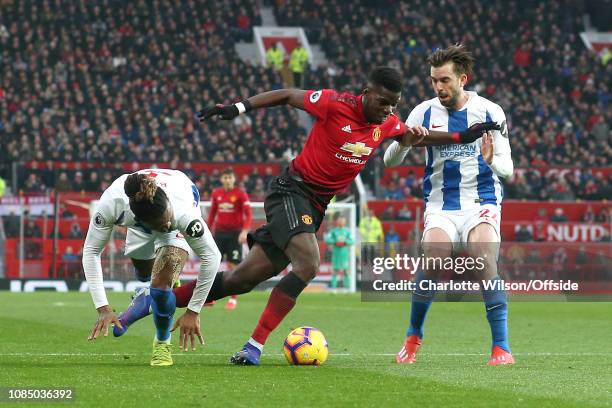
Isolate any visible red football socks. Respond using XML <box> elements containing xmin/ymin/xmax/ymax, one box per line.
<box><xmin>251</xmin><ymin>287</ymin><xmax>296</xmax><ymax>345</ymax></box>
<box><xmin>173</xmin><ymin>279</ymin><xmax>197</xmax><ymax>308</ymax></box>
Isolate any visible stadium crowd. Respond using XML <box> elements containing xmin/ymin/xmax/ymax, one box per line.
<box><xmin>0</xmin><ymin>0</ymin><xmax>609</xmax><ymax>202</ymax></box>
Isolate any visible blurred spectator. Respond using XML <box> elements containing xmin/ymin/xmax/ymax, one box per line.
<box><xmin>61</xmin><ymin>246</ymin><xmax>79</xmax><ymax>263</ymax></box>
<box><xmin>506</xmin><ymin>244</ymin><xmax>526</xmax><ymax>265</ymax></box>
<box><xmin>582</xmin><ymin>206</ymin><xmax>596</xmax><ymax>223</ymax></box>
<box><xmin>61</xmin><ymin>246</ymin><xmax>81</xmax><ymax>280</ymax></box>
<box><xmin>550</xmin><ymin>208</ymin><xmax>568</xmax><ymax>222</ymax></box>
<box><xmin>85</xmin><ymin>172</ymin><xmax>101</xmax><ymax>192</ymax></box>
<box><xmin>515</xmin><ymin>225</ymin><xmax>533</xmax><ymax>242</ymax></box>
<box><xmin>550</xmin><ymin>247</ymin><xmax>568</xmax><ymax>279</ymax></box>
<box><xmin>359</xmin><ymin>208</ymin><xmax>384</xmax><ymax>262</ymax></box>
<box><xmin>72</xmin><ymin>172</ymin><xmax>85</xmax><ymax>192</ymax></box>
<box><xmin>69</xmin><ymin>222</ymin><xmax>82</xmax><ymax>239</ymax></box>
<box><xmin>384</xmin><ymin>181</ymin><xmax>404</xmax><ymax>200</ymax></box>
<box><xmin>524</xmin><ymin>247</ymin><xmax>543</xmax><ymax>278</ymax></box>
<box><xmin>60</xmin><ymin>205</ymin><xmax>75</xmax><ymax>219</ymax></box>
<box><xmin>596</xmin><ymin>208</ymin><xmax>610</xmax><ymax>223</ymax></box>
<box><xmin>381</xmin><ymin>206</ymin><xmax>396</xmax><ymax>221</ymax></box>
<box><xmin>396</xmin><ymin>204</ymin><xmax>413</xmax><ymax>221</ymax></box>
<box><xmin>2</xmin><ymin>211</ymin><xmax>20</xmax><ymax>237</ymax></box>
<box><xmin>384</xmin><ymin>225</ymin><xmax>400</xmax><ymax>257</ymax></box>
<box><xmin>289</xmin><ymin>41</ymin><xmax>309</xmax><ymax>87</ymax></box>
<box><xmin>574</xmin><ymin>245</ymin><xmax>589</xmax><ymax>267</ymax></box>
<box><xmin>55</xmin><ymin>173</ymin><xmax>73</xmax><ymax>193</ymax></box>
<box><xmin>533</xmin><ymin>222</ymin><xmax>548</xmax><ymax>242</ymax></box>
<box><xmin>24</xmin><ymin>220</ymin><xmax>41</xmax><ymax>238</ymax></box>
<box><xmin>22</xmin><ymin>173</ymin><xmax>42</xmax><ymax>193</ymax></box>
<box><xmin>266</xmin><ymin>43</ymin><xmax>284</xmax><ymax>71</ymax></box>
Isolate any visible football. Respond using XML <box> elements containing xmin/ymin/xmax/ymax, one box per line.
<box><xmin>283</xmin><ymin>326</ymin><xmax>329</xmax><ymax>366</ymax></box>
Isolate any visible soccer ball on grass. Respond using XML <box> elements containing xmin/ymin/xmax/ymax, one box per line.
<box><xmin>283</xmin><ymin>326</ymin><xmax>328</xmax><ymax>366</ymax></box>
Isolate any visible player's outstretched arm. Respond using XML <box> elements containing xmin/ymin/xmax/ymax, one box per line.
<box><xmin>82</xmin><ymin>218</ymin><xmax>123</xmax><ymax>340</ymax></box>
<box><xmin>411</xmin><ymin>122</ymin><xmax>501</xmax><ymax>147</ymax></box>
<box><xmin>172</xmin><ymin>219</ymin><xmax>221</xmax><ymax>351</ymax></box>
<box><xmin>199</xmin><ymin>89</ymin><xmax>306</xmax><ymax>121</ymax></box>
<box><xmin>384</xmin><ymin>122</ymin><xmax>501</xmax><ymax>167</ymax></box>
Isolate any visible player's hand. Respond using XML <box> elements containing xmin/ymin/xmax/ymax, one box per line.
<box><xmin>88</xmin><ymin>305</ymin><xmax>123</xmax><ymax>340</ymax></box>
<box><xmin>171</xmin><ymin>309</ymin><xmax>205</xmax><ymax>351</ymax></box>
<box><xmin>198</xmin><ymin>104</ymin><xmax>239</xmax><ymax>121</ymax></box>
<box><xmin>401</xmin><ymin>126</ymin><xmax>429</xmax><ymax>146</ymax></box>
<box><xmin>458</xmin><ymin>122</ymin><xmax>500</xmax><ymax>144</ymax></box>
<box><xmin>481</xmin><ymin>132</ymin><xmax>494</xmax><ymax>164</ymax></box>
<box><xmin>238</xmin><ymin>230</ymin><xmax>248</xmax><ymax>244</ymax></box>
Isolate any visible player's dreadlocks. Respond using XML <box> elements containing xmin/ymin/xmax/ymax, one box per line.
<box><xmin>428</xmin><ymin>44</ymin><xmax>474</xmax><ymax>77</ymax></box>
<box><xmin>124</xmin><ymin>173</ymin><xmax>168</xmax><ymax>222</ymax></box>
<box><xmin>368</xmin><ymin>66</ymin><xmax>403</xmax><ymax>93</ymax></box>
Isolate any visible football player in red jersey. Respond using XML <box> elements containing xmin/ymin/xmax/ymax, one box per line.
<box><xmin>117</xmin><ymin>66</ymin><xmax>498</xmax><ymax>362</ymax></box>
<box><xmin>207</xmin><ymin>168</ymin><xmax>252</xmax><ymax>310</ymax></box>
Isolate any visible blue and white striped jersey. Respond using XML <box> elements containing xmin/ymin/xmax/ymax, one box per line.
<box><xmin>406</xmin><ymin>91</ymin><xmax>512</xmax><ymax>212</ymax></box>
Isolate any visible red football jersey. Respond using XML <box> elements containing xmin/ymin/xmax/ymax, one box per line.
<box><xmin>292</xmin><ymin>89</ymin><xmax>408</xmax><ymax>195</ymax></box>
<box><xmin>207</xmin><ymin>187</ymin><xmax>252</xmax><ymax>232</ymax></box>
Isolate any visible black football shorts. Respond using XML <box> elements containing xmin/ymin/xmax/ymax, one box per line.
<box><xmin>247</xmin><ymin>176</ymin><xmax>325</xmax><ymax>274</ymax></box>
<box><xmin>214</xmin><ymin>230</ymin><xmax>242</xmax><ymax>264</ymax></box>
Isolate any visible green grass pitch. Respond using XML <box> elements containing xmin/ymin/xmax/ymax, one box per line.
<box><xmin>0</xmin><ymin>292</ymin><xmax>611</xmax><ymax>407</ymax></box>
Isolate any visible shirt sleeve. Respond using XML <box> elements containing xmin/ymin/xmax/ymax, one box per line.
<box><xmin>82</xmin><ymin>191</ymin><xmax>117</xmax><ymax>309</ymax></box>
<box><xmin>383</xmin><ymin>105</ymin><xmax>426</xmax><ymax>167</ymax></box>
<box><xmin>179</xmin><ymin>209</ymin><xmax>221</xmax><ymax>314</ymax></box>
<box><xmin>241</xmin><ymin>191</ymin><xmax>252</xmax><ymax>230</ymax></box>
<box><xmin>486</xmin><ymin>104</ymin><xmax>514</xmax><ymax>178</ymax></box>
<box><xmin>302</xmin><ymin>89</ymin><xmax>335</xmax><ymax>121</ymax></box>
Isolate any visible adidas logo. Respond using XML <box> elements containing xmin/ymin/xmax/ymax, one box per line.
<box><xmin>342</xmin><ymin>124</ymin><xmax>352</xmax><ymax>133</ymax></box>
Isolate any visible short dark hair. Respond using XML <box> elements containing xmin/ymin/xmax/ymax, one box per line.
<box><xmin>221</xmin><ymin>168</ymin><xmax>235</xmax><ymax>176</ymax></box>
<box><xmin>124</xmin><ymin>173</ymin><xmax>168</xmax><ymax>223</ymax></box>
<box><xmin>368</xmin><ymin>66</ymin><xmax>403</xmax><ymax>93</ymax></box>
<box><xmin>427</xmin><ymin>44</ymin><xmax>474</xmax><ymax>77</ymax></box>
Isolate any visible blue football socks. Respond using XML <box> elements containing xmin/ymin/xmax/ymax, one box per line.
<box><xmin>482</xmin><ymin>276</ymin><xmax>510</xmax><ymax>352</ymax></box>
<box><xmin>407</xmin><ymin>270</ymin><xmax>436</xmax><ymax>339</ymax></box>
<box><xmin>150</xmin><ymin>287</ymin><xmax>176</xmax><ymax>342</ymax></box>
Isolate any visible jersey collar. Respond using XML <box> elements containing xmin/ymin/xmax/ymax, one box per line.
<box><xmin>356</xmin><ymin>94</ymin><xmax>369</xmax><ymax>124</ymax></box>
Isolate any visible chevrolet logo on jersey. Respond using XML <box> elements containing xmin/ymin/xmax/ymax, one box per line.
<box><xmin>219</xmin><ymin>202</ymin><xmax>235</xmax><ymax>211</ymax></box>
<box><xmin>340</xmin><ymin>142</ymin><xmax>373</xmax><ymax>158</ymax></box>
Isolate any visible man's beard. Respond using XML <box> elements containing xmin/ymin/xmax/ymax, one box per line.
<box><xmin>439</xmin><ymin>90</ymin><xmax>459</xmax><ymax>108</ymax></box>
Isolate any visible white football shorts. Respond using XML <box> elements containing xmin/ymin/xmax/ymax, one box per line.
<box><xmin>423</xmin><ymin>204</ymin><xmax>501</xmax><ymax>247</ymax></box>
<box><xmin>124</xmin><ymin>227</ymin><xmax>191</xmax><ymax>260</ymax></box>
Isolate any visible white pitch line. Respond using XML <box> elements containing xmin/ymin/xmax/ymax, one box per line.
<box><xmin>0</xmin><ymin>352</ymin><xmax>610</xmax><ymax>357</ymax></box>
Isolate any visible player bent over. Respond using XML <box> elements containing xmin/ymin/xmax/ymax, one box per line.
<box><xmin>207</xmin><ymin>168</ymin><xmax>252</xmax><ymax>310</ymax></box>
<box><xmin>83</xmin><ymin>169</ymin><xmax>220</xmax><ymax>366</ymax></box>
<box><xmin>384</xmin><ymin>45</ymin><xmax>514</xmax><ymax>365</ymax></box>
<box><xmin>117</xmin><ymin>66</ymin><xmax>499</xmax><ymax>365</ymax></box>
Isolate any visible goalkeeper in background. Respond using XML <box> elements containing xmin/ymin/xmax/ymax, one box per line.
<box><xmin>324</xmin><ymin>214</ymin><xmax>354</xmax><ymax>290</ymax></box>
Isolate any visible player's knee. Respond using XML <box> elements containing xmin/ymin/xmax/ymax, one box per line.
<box><xmin>422</xmin><ymin>242</ymin><xmax>452</xmax><ymax>276</ymax></box>
<box><xmin>292</xmin><ymin>257</ymin><xmax>319</xmax><ymax>282</ymax></box>
<box><xmin>224</xmin><ymin>268</ymin><xmax>259</xmax><ymax>294</ymax></box>
<box><xmin>151</xmin><ymin>247</ymin><xmax>187</xmax><ymax>288</ymax></box>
